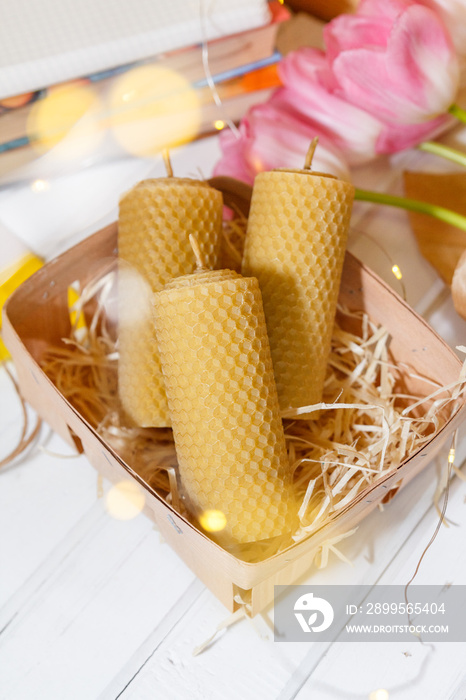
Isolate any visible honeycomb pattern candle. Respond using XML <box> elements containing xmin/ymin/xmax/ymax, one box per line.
<box><xmin>118</xmin><ymin>169</ymin><xmax>223</xmax><ymax>427</ymax></box>
<box><xmin>153</xmin><ymin>238</ymin><xmax>297</xmax><ymax>544</ymax></box>
<box><xmin>242</xmin><ymin>139</ymin><xmax>355</xmax><ymax>417</ymax></box>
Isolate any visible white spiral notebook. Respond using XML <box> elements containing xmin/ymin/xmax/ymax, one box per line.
<box><xmin>0</xmin><ymin>0</ymin><xmax>271</xmax><ymax>98</ymax></box>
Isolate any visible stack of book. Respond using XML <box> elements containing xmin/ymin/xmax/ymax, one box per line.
<box><xmin>0</xmin><ymin>1</ymin><xmax>325</xmax><ymax>182</ymax></box>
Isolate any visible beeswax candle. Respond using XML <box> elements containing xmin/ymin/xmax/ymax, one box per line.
<box><xmin>118</xmin><ymin>177</ymin><xmax>223</xmax><ymax>427</ymax></box>
<box><xmin>242</xmin><ymin>148</ymin><xmax>354</xmax><ymax>417</ymax></box>
<box><xmin>153</xmin><ymin>266</ymin><xmax>297</xmax><ymax>544</ymax></box>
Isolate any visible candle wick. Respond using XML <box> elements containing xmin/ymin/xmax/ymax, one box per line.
<box><xmin>304</xmin><ymin>137</ymin><xmax>319</xmax><ymax>171</ymax></box>
<box><xmin>163</xmin><ymin>149</ymin><xmax>174</xmax><ymax>177</ymax></box>
<box><xmin>189</xmin><ymin>234</ymin><xmax>209</xmax><ymax>271</ymax></box>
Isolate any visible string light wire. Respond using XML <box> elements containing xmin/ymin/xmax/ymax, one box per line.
<box><xmin>198</xmin><ymin>0</ymin><xmax>240</xmax><ymax>137</ymax></box>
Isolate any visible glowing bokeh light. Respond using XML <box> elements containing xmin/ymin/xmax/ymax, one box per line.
<box><xmin>105</xmin><ymin>480</ymin><xmax>145</xmax><ymax>520</ymax></box>
<box><xmin>116</xmin><ymin>263</ymin><xmax>153</xmax><ymax>328</ymax></box>
<box><xmin>199</xmin><ymin>509</ymin><xmax>227</xmax><ymax>532</ymax></box>
<box><xmin>369</xmin><ymin>690</ymin><xmax>389</xmax><ymax>700</ymax></box>
<box><xmin>31</xmin><ymin>179</ymin><xmax>50</xmax><ymax>192</ymax></box>
<box><xmin>108</xmin><ymin>65</ymin><xmax>201</xmax><ymax>157</ymax></box>
<box><xmin>27</xmin><ymin>82</ymin><xmax>102</xmax><ymax>157</ymax></box>
<box><xmin>391</xmin><ymin>264</ymin><xmax>403</xmax><ymax>280</ymax></box>
<box><xmin>214</xmin><ymin>120</ymin><xmax>225</xmax><ymax>131</ymax></box>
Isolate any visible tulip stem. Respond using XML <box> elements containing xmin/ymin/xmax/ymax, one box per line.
<box><xmin>449</xmin><ymin>103</ymin><xmax>466</xmax><ymax>123</ymax></box>
<box><xmin>354</xmin><ymin>188</ymin><xmax>466</xmax><ymax>232</ymax></box>
<box><xmin>418</xmin><ymin>140</ymin><xmax>466</xmax><ymax>168</ymax></box>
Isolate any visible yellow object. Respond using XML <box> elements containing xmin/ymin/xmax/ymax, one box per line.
<box><xmin>0</xmin><ymin>253</ymin><xmax>43</xmax><ymax>360</ymax></box>
<box><xmin>242</xmin><ymin>167</ymin><xmax>354</xmax><ymax>416</ymax></box>
<box><xmin>67</xmin><ymin>283</ymin><xmax>87</xmax><ymax>337</ymax></box>
<box><xmin>153</xmin><ymin>268</ymin><xmax>297</xmax><ymax>544</ymax></box>
<box><xmin>118</xmin><ymin>178</ymin><xmax>223</xmax><ymax>427</ymax></box>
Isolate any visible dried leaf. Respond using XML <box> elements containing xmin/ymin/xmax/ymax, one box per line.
<box><xmin>452</xmin><ymin>249</ymin><xmax>466</xmax><ymax>320</ymax></box>
<box><xmin>403</xmin><ymin>171</ymin><xmax>466</xmax><ymax>285</ymax></box>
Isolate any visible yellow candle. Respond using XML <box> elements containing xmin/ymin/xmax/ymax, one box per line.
<box><xmin>242</xmin><ymin>154</ymin><xmax>354</xmax><ymax>417</ymax></box>
<box><xmin>153</xmin><ymin>266</ymin><xmax>297</xmax><ymax>544</ymax></box>
<box><xmin>118</xmin><ymin>177</ymin><xmax>223</xmax><ymax>427</ymax></box>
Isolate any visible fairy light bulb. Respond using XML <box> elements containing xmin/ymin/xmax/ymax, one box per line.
<box><xmin>199</xmin><ymin>509</ymin><xmax>227</xmax><ymax>533</ymax></box>
<box><xmin>105</xmin><ymin>480</ymin><xmax>145</xmax><ymax>520</ymax></box>
<box><xmin>31</xmin><ymin>179</ymin><xmax>50</xmax><ymax>192</ymax></box>
<box><xmin>369</xmin><ymin>690</ymin><xmax>389</xmax><ymax>700</ymax></box>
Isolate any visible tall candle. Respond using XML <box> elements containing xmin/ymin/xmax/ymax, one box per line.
<box><xmin>242</xmin><ymin>149</ymin><xmax>354</xmax><ymax>417</ymax></box>
<box><xmin>118</xmin><ymin>177</ymin><xmax>223</xmax><ymax>427</ymax></box>
<box><xmin>153</xmin><ymin>265</ymin><xmax>297</xmax><ymax>544</ymax></box>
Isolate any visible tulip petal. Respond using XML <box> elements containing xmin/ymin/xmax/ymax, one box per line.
<box><xmin>213</xmin><ymin>95</ymin><xmax>350</xmax><ymax>183</ymax></box>
<box><xmin>279</xmin><ymin>51</ymin><xmax>382</xmax><ymax>163</ymax></box>
<box><xmin>376</xmin><ymin>113</ymin><xmax>452</xmax><ymax>153</ymax></box>
<box><xmin>324</xmin><ymin>14</ymin><xmax>392</xmax><ymax>62</ymax></box>
<box><xmin>213</xmin><ymin>125</ymin><xmax>256</xmax><ymax>184</ymax></box>
<box><xmin>418</xmin><ymin>0</ymin><xmax>466</xmax><ymax>61</ymax></box>
<box><xmin>332</xmin><ymin>5</ymin><xmax>458</xmax><ymax>123</ymax></box>
<box><xmin>358</xmin><ymin>0</ymin><xmax>414</xmax><ymax>21</ymax></box>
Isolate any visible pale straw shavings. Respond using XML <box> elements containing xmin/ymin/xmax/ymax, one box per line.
<box><xmin>39</xmin><ymin>273</ymin><xmax>466</xmax><ymax>561</ymax></box>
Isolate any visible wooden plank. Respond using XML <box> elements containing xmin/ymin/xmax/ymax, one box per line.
<box><xmin>287</xmin><ymin>463</ymin><xmax>466</xmax><ymax>700</ymax></box>
<box><xmin>0</xmin><ymin>498</ymin><xmax>197</xmax><ymax>699</ymax></box>
<box><xmin>89</xmin><ymin>434</ymin><xmax>466</xmax><ymax>700</ymax></box>
<box><xmin>0</xmin><ymin>372</ymin><xmax>98</xmax><ymax>605</ymax></box>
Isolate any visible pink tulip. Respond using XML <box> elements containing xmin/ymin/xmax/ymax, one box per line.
<box><xmin>278</xmin><ymin>0</ymin><xmax>459</xmax><ymax>156</ymax></box>
<box><xmin>376</xmin><ymin>112</ymin><xmax>453</xmax><ymax>153</ymax></box>
<box><xmin>213</xmin><ymin>0</ymin><xmax>462</xmax><ymax>183</ymax></box>
<box><xmin>418</xmin><ymin>0</ymin><xmax>466</xmax><ymax>68</ymax></box>
<box><xmin>278</xmin><ymin>49</ymin><xmax>384</xmax><ymax>164</ymax></box>
<box><xmin>213</xmin><ymin>94</ymin><xmax>350</xmax><ymax>184</ymax></box>
<box><xmin>325</xmin><ymin>0</ymin><xmax>459</xmax><ymax>125</ymax></box>
<box><xmin>213</xmin><ymin>125</ymin><xmax>253</xmax><ymax>185</ymax></box>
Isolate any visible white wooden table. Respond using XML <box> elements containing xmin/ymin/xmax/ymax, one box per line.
<box><xmin>1</xmin><ymin>135</ymin><xmax>466</xmax><ymax>700</ymax></box>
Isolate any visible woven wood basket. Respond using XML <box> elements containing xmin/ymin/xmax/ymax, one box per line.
<box><xmin>3</xmin><ymin>178</ymin><xmax>466</xmax><ymax>615</ymax></box>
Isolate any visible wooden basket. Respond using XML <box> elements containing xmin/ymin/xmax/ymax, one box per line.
<box><xmin>3</xmin><ymin>196</ymin><xmax>466</xmax><ymax>616</ymax></box>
